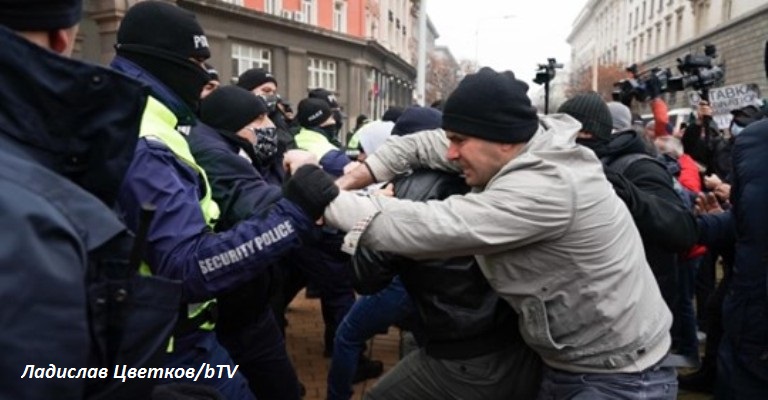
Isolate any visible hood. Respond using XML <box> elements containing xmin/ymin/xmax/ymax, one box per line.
<box><xmin>0</xmin><ymin>26</ymin><xmax>149</xmax><ymax>206</ymax></box>
<box><xmin>596</xmin><ymin>129</ymin><xmax>648</xmax><ymax>159</ymax></box>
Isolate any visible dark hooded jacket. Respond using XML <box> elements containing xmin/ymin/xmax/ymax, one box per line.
<box><xmin>0</xmin><ymin>26</ymin><xmax>180</xmax><ymax>399</ymax></box>
<box><xmin>707</xmin><ymin>119</ymin><xmax>768</xmax><ymax>372</ymax></box>
<box><xmin>586</xmin><ymin>130</ymin><xmax>698</xmax><ymax>307</ymax></box>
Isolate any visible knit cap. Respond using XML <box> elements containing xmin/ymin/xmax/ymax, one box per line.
<box><xmin>442</xmin><ymin>67</ymin><xmax>539</xmax><ymax>143</ymax></box>
<box><xmin>558</xmin><ymin>91</ymin><xmax>614</xmax><ymax>140</ymax></box>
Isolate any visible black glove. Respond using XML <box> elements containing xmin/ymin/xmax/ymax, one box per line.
<box><xmin>283</xmin><ymin>165</ymin><xmax>340</xmax><ymax>220</ymax></box>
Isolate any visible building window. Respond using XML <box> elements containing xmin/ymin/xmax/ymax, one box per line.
<box><xmin>676</xmin><ymin>11</ymin><xmax>683</xmax><ymax>44</ymax></box>
<box><xmin>333</xmin><ymin>1</ymin><xmax>347</xmax><ymax>33</ymax></box>
<box><xmin>231</xmin><ymin>43</ymin><xmax>271</xmax><ymax>78</ymax></box>
<box><xmin>650</xmin><ymin>0</ymin><xmax>654</xmax><ymax>17</ymax></box>
<box><xmin>308</xmin><ymin>57</ymin><xmax>337</xmax><ymax>91</ymax></box>
<box><xmin>302</xmin><ymin>0</ymin><xmax>317</xmax><ymax>25</ymax></box>
<box><xmin>658</xmin><ymin>0</ymin><xmax>663</xmax><ymax>13</ymax></box>
<box><xmin>265</xmin><ymin>0</ymin><xmax>282</xmax><ymax>15</ymax></box>
<box><xmin>665</xmin><ymin>17</ymin><xmax>672</xmax><ymax>50</ymax></box>
<box><xmin>628</xmin><ymin>11</ymin><xmax>633</xmax><ymax>33</ymax></box>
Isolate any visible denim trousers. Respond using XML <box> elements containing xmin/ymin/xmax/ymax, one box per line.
<box><xmin>536</xmin><ymin>362</ymin><xmax>677</xmax><ymax>400</ymax></box>
<box><xmin>327</xmin><ymin>277</ymin><xmax>416</xmax><ymax>400</ymax></box>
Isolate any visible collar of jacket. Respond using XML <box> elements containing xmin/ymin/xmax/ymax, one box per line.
<box><xmin>0</xmin><ymin>25</ymin><xmax>149</xmax><ymax>206</ymax></box>
<box><xmin>111</xmin><ymin>55</ymin><xmax>197</xmax><ymax>127</ymax></box>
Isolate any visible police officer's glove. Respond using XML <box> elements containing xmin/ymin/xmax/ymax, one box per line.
<box><xmin>283</xmin><ymin>165</ymin><xmax>340</xmax><ymax>220</ymax></box>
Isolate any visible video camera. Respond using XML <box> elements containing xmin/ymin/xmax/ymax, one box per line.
<box><xmin>667</xmin><ymin>44</ymin><xmax>724</xmax><ymax>98</ymax></box>
<box><xmin>612</xmin><ymin>64</ymin><xmax>673</xmax><ymax>105</ymax></box>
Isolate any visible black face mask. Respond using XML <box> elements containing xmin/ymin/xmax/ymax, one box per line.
<box><xmin>332</xmin><ymin>110</ymin><xmax>344</xmax><ymax>133</ymax></box>
<box><xmin>251</xmin><ymin>127</ymin><xmax>278</xmax><ymax>165</ymax></box>
<box><xmin>260</xmin><ymin>94</ymin><xmax>278</xmax><ymax>113</ymax></box>
<box><xmin>314</xmin><ymin>125</ymin><xmax>339</xmax><ymax>141</ymax></box>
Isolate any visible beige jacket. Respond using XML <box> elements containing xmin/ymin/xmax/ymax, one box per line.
<box><xmin>325</xmin><ymin>114</ymin><xmax>672</xmax><ymax>373</ymax></box>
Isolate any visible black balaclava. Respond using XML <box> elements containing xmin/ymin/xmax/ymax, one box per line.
<box><xmin>115</xmin><ymin>1</ymin><xmax>211</xmax><ymax>112</ymax></box>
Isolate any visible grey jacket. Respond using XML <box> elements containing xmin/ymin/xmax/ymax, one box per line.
<box><xmin>325</xmin><ymin>114</ymin><xmax>672</xmax><ymax>373</ymax></box>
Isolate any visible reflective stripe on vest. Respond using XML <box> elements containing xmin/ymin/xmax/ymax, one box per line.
<box><xmin>137</xmin><ymin>97</ymin><xmax>219</xmax><ymax>333</ymax></box>
<box><xmin>295</xmin><ymin>127</ymin><xmax>338</xmax><ymax>161</ymax></box>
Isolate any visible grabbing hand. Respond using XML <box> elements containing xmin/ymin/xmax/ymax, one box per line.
<box><xmin>283</xmin><ymin>150</ymin><xmax>318</xmax><ymax>175</ymax></box>
<box><xmin>283</xmin><ymin>165</ymin><xmax>340</xmax><ymax>220</ymax></box>
<box><xmin>703</xmin><ymin>174</ymin><xmax>722</xmax><ymax>190</ymax></box>
<box><xmin>694</xmin><ymin>192</ymin><xmax>723</xmax><ymax>215</ymax></box>
<box><xmin>697</xmin><ymin>101</ymin><xmax>713</xmax><ymax>124</ymax></box>
<box><xmin>373</xmin><ymin>183</ymin><xmax>395</xmax><ymax>197</ymax></box>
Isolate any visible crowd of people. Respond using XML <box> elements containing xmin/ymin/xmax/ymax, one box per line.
<box><xmin>2</xmin><ymin>0</ymin><xmax>767</xmax><ymax>399</ymax></box>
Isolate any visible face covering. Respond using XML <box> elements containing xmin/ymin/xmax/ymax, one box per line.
<box><xmin>260</xmin><ymin>94</ymin><xmax>278</xmax><ymax>113</ymax></box>
<box><xmin>730</xmin><ymin>123</ymin><xmax>745</xmax><ymax>136</ymax></box>
<box><xmin>252</xmin><ymin>127</ymin><xmax>278</xmax><ymax>165</ymax></box>
<box><xmin>332</xmin><ymin>109</ymin><xmax>344</xmax><ymax>133</ymax></box>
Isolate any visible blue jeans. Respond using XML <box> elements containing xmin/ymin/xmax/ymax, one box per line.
<box><xmin>536</xmin><ymin>363</ymin><xmax>677</xmax><ymax>399</ymax></box>
<box><xmin>163</xmin><ymin>331</ymin><xmax>255</xmax><ymax>400</ymax></box>
<box><xmin>327</xmin><ymin>277</ymin><xmax>416</xmax><ymax>400</ymax></box>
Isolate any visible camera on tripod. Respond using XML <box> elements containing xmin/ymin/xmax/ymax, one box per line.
<box><xmin>612</xmin><ymin>64</ymin><xmax>673</xmax><ymax>105</ymax></box>
<box><xmin>667</xmin><ymin>44</ymin><xmax>724</xmax><ymax>93</ymax></box>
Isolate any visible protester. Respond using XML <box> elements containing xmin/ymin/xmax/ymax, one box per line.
<box><xmin>285</xmin><ymin>67</ymin><xmax>678</xmax><ymax>399</ymax></box>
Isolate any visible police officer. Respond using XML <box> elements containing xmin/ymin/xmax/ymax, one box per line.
<box><xmin>0</xmin><ymin>0</ymin><xmax>180</xmax><ymax>398</ymax></box>
<box><xmin>111</xmin><ymin>2</ymin><xmax>337</xmax><ymax>397</ymax></box>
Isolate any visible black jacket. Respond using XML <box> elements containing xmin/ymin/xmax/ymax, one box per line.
<box><xmin>353</xmin><ymin>170</ymin><xmax>523</xmax><ymax>360</ymax></box>
<box><xmin>0</xmin><ymin>26</ymin><xmax>180</xmax><ymax>398</ymax></box>
<box><xmin>591</xmin><ymin>130</ymin><xmax>698</xmax><ymax>307</ymax></box>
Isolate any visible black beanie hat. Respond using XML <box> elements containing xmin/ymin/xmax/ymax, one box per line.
<box><xmin>0</xmin><ymin>0</ymin><xmax>82</xmax><ymax>31</ymax></box>
<box><xmin>116</xmin><ymin>1</ymin><xmax>211</xmax><ymax>111</ymax></box>
<box><xmin>200</xmin><ymin>86</ymin><xmax>268</xmax><ymax>133</ymax></box>
<box><xmin>382</xmin><ymin>106</ymin><xmax>405</xmax><ymax>122</ymax></box>
<box><xmin>236</xmin><ymin>68</ymin><xmax>277</xmax><ymax>91</ymax></box>
<box><xmin>557</xmin><ymin>91</ymin><xmax>613</xmax><ymax>141</ymax></box>
<box><xmin>297</xmin><ymin>98</ymin><xmax>333</xmax><ymax>128</ymax></box>
<box><xmin>308</xmin><ymin>88</ymin><xmax>339</xmax><ymax>109</ymax></box>
<box><xmin>392</xmin><ymin>106</ymin><xmax>442</xmax><ymax>136</ymax></box>
<box><xmin>116</xmin><ymin>1</ymin><xmax>210</xmax><ymax>60</ymax></box>
<box><xmin>442</xmin><ymin>67</ymin><xmax>539</xmax><ymax>143</ymax></box>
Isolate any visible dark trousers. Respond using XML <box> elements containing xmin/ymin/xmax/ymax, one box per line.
<box><xmin>217</xmin><ymin>309</ymin><xmax>301</xmax><ymax>400</ymax></box>
<box><xmin>272</xmin><ymin>243</ymin><xmax>355</xmax><ymax>353</ymax></box>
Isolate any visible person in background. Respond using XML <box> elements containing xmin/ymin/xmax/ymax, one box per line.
<box><xmin>201</xmin><ymin>63</ymin><xmax>220</xmax><ymax>99</ymax></box>
<box><xmin>237</xmin><ymin>68</ymin><xmax>296</xmax><ymax>151</ymax></box>
<box><xmin>309</xmin><ymin>88</ymin><xmax>345</xmax><ymax>147</ymax></box>
<box><xmin>192</xmin><ymin>86</ymin><xmax>308</xmax><ymax>400</ymax></box>
<box><xmin>345</xmin><ymin>114</ymin><xmax>370</xmax><ymax>160</ymax></box>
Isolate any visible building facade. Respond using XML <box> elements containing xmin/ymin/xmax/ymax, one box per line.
<box><xmin>568</xmin><ymin>0</ymin><xmax>768</xmax><ymax>111</ymax></box>
<box><xmin>76</xmin><ymin>0</ymin><xmax>420</xmax><ymax>133</ymax></box>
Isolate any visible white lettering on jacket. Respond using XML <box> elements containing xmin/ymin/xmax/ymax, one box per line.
<box><xmin>198</xmin><ymin>221</ymin><xmax>295</xmax><ymax>276</ymax></box>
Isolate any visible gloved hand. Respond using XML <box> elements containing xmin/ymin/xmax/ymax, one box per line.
<box><xmin>283</xmin><ymin>165</ymin><xmax>340</xmax><ymax>220</ymax></box>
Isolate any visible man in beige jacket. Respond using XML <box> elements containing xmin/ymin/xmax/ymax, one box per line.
<box><xmin>283</xmin><ymin>67</ymin><xmax>677</xmax><ymax>399</ymax></box>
